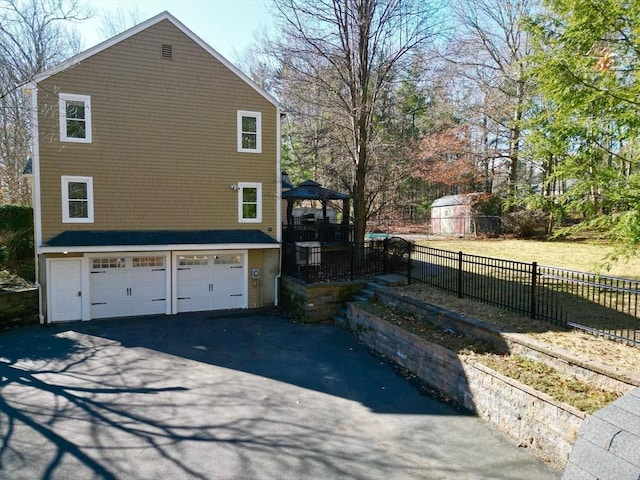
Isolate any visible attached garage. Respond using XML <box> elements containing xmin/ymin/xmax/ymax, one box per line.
<box><xmin>89</xmin><ymin>255</ymin><xmax>168</xmax><ymax>319</ymax></box>
<box><xmin>175</xmin><ymin>252</ymin><xmax>246</xmax><ymax>313</ymax></box>
<box><xmin>41</xmin><ymin>229</ymin><xmax>280</xmax><ymax>323</ymax></box>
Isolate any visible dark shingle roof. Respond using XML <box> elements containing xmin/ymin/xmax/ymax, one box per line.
<box><xmin>45</xmin><ymin>230</ymin><xmax>279</xmax><ymax>247</ymax></box>
<box><xmin>282</xmin><ymin>180</ymin><xmax>350</xmax><ymax>201</ymax></box>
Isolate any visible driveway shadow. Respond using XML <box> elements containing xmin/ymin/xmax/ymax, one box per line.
<box><xmin>69</xmin><ymin>311</ymin><xmax>459</xmax><ymax>416</ymax></box>
<box><xmin>0</xmin><ymin>314</ymin><xmax>560</xmax><ymax>480</ymax></box>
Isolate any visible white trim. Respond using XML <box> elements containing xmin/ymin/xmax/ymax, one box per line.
<box><xmin>32</xmin><ymin>12</ymin><xmax>279</xmax><ymax>108</ymax></box>
<box><xmin>61</xmin><ymin>176</ymin><xmax>94</xmax><ymax>223</ymax></box>
<box><xmin>276</xmin><ymin>108</ymin><xmax>282</xmax><ymax>243</ymax></box>
<box><xmin>25</xmin><ymin>84</ymin><xmax>45</xmax><ymax>321</ymax></box>
<box><xmin>59</xmin><ymin>93</ymin><xmax>92</xmax><ymax>143</ymax></box>
<box><xmin>171</xmin><ymin>249</ymin><xmax>248</xmax><ymax>314</ymax></box>
<box><xmin>237</xmin><ymin>110</ymin><xmax>262</xmax><ymax>153</ymax></box>
<box><xmin>238</xmin><ymin>182</ymin><xmax>262</xmax><ymax>223</ymax></box>
<box><xmin>41</xmin><ymin>243</ymin><xmax>280</xmax><ymax>254</ymax></box>
<box><xmin>25</xmin><ymin>85</ymin><xmax>43</xmax><ymax>251</ymax></box>
<box><xmin>275</xmin><ymin>108</ymin><xmax>283</xmax><ymax>305</ymax></box>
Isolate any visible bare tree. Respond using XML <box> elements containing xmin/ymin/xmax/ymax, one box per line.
<box><xmin>98</xmin><ymin>5</ymin><xmax>142</xmax><ymax>40</ymax></box>
<box><xmin>0</xmin><ymin>0</ymin><xmax>89</xmax><ymax>205</ymax></box>
<box><xmin>446</xmin><ymin>0</ymin><xmax>538</xmax><ymax>199</ymax></box>
<box><xmin>270</xmin><ymin>0</ymin><xmax>444</xmax><ymax>242</ymax></box>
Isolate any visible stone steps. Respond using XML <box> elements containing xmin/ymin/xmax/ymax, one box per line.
<box><xmin>333</xmin><ymin>276</ymin><xmax>407</xmax><ymax>326</ymax></box>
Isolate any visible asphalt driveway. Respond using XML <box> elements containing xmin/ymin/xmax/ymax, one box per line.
<box><xmin>0</xmin><ymin>312</ymin><xmax>560</xmax><ymax>479</ymax></box>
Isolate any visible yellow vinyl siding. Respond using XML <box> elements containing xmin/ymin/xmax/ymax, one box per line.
<box><xmin>38</xmin><ymin>20</ymin><xmax>278</xmax><ymax>243</ymax></box>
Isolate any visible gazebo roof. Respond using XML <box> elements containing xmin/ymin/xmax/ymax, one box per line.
<box><xmin>282</xmin><ymin>180</ymin><xmax>350</xmax><ymax>201</ymax></box>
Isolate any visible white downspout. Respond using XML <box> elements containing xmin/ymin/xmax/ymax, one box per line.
<box><xmin>275</xmin><ymin>108</ymin><xmax>284</xmax><ymax>306</ymax></box>
<box><xmin>23</xmin><ymin>83</ymin><xmax>44</xmax><ymax>323</ymax></box>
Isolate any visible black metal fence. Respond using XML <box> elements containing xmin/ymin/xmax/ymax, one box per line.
<box><xmin>283</xmin><ymin>239</ymin><xmax>640</xmax><ymax>345</ymax></box>
<box><xmin>411</xmin><ymin>244</ymin><xmax>640</xmax><ymax>345</ymax></box>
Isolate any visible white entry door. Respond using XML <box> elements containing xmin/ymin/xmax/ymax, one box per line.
<box><xmin>49</xmin><ymin>259</ymin><xmax>82</xmax><ymax>322</ymax></box>
<box><xmin>176</xmin><ymin>252</ymin><xmax>246</xmax><ymax>313</ymax></box>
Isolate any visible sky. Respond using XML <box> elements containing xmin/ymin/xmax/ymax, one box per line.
<box><xmin>79</xmin><ymin>0</ymin><xmax>273</xmax><ymax>62</ymax></box>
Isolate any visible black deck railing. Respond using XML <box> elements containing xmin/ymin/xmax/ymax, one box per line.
<box><xmin>282</xmin><ymin>222</ymin><xmax>354</xmax><ymax>244</ymax></box>
<box><xmin>283</xmin><ymin>241</ymin><xmax>383</xmax><ymax>283</ymax></box>
<box><xmin>283</xmin><ymin>239</ymin><xmax>640</xmax><ymax>345</ymax></box>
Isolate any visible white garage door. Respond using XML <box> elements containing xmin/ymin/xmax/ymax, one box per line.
<box><xmin>177</xmin><ymin>253</ymin><xmax>245</xmax><ymax>313</ymax></box>
<box><xmin>90</xmin><ymin>256</ymin><xmax>167</xmax><ymax>319</ymax></box>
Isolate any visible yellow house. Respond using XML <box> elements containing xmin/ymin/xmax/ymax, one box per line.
<box><xmin>25</xmin><ymin>12</ymin><xmax>281</xmax><ymax>323</ymax></box>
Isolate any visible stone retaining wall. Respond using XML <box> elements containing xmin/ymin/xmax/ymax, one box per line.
<box><xmin>375</xmin><ymin>288</ymin><xmax>639</xmax><ymax>393</ymax></box>
<box><xmin>339</xmin><ymin>303</ymin><xmax>586</xmax><ymax>468</ymax></box>
<box><xmin>0</xmin><ymin>289</ymin><xmax>38</xmax><ymax>330</ymax></box>
<box><xmin>280</xmin><ymin>276</ymin><xmax>366</xmax><ymax>323</ymax></box>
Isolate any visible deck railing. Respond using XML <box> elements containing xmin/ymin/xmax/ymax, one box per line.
<box><xmin>282</xmin><ymin>222</ymin><xmax>353</xmax><ymax>244</ymax></box>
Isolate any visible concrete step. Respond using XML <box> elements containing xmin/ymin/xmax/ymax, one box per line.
<box><xmin>352</xmin><ymin>294</ymin><xmax>370</xmax><ymax>303</ymax></box>
<box><xmin>373</xmin><ymin>274</ymin><xmax>407</xmax><ymax>287</ymax></box>
<box><xmin>332</xmin><ymin>313</ymin><xmax>347</xmax><ymax>326</ymax></box>
<box><xmin>361</xmin><ymin>288</ymin><xmax>376</xmax><ymax>297</ymax></box>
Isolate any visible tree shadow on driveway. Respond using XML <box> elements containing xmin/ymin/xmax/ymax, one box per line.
<box><xmin>0</xmin><ymin>313</ymin><xmax>560</xmax><ymax>480</ymax></box>
<box><xmin>79</xmin><ymin>311</ymin><xmax>457</xmax><ymax>415</ymax></box>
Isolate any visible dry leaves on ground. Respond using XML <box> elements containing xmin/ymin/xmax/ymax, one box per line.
<box><xmin>396</xmin><ymin>284</ymin><xmax>640</xmax><ymax>374</ymax></box>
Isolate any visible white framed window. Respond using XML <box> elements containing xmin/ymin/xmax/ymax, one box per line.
<box><xmin>237</xmin><ymin>110</ymin><xmax>261</xmax><ymax>153</ymax></box>
<box><xmin>178</xmin><ymin>255</ymin><xmax>209</xmax><ymax>266</ymax></box>
<box><xmin>238</xmin><ymin>182</ymin><xmax>262</xmax><ymax>223</ymax></box>
<box><xmin>61</xmin><ymin>176</ymin><xmax>94</xmax><ymax>223</ymax></box>
<box><xmin>92</xmin><ymin>258</ymin><xmax>125</xmax><ymax>269</ymax></box>
<box><xmin>59</xmin><ymin>93</ymin><xmax>92</xmax><ymax>143</ymax></box>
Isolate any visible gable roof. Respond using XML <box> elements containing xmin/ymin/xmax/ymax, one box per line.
<box><xmin>32</xmin><ymin>11</ymin><xmax>279</xmax><ymax>108</ymax></box>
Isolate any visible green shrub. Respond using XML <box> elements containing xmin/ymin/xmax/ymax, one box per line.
<box><xmin>501</xmin><ymin>210</ymin><xmax>547</xmax><ymax>239</ymax></box>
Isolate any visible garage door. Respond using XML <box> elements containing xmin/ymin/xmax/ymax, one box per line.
<box><xmin>176</xmin><ymin>253</ymin><xmax>245</xmax><ymax>313</ymax></box>
<box><xmin>90</xmin><ymin>256</ymin><xmax>167</xmax><ymax>319</ymax></box>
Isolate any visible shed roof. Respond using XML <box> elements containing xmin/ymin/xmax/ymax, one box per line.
<box><xmin>282</xmin><ymin>180</ymin><xmax>350</xmax><ymax>201</ymax></box>
<box><xmin>431</xmin><ymin>195</ymin><xmax>468</xmax><ymax>207</ymax></box>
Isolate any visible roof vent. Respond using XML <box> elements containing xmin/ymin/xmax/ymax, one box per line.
<box><xmin>161</xmin><ymin>44</ymin><xmax>173</xmax><ymax>59</ymax></box>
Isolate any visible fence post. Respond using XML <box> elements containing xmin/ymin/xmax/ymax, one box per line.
<box><xmin>457</xmin><ymin>251</ymin><xmax>463</xmax><ymax>298</ymax></box>
<box><xmin>383</xmin><ymin>238</ymin><xmax>388</xmax><ymax>275</ymax></box>
<box><xmin>530</xmin><ymin>262</ymin><xmax>537</xmax><ymax>319</ymax></box>
<box><xmin>350</xmin><ymin>243</ymin><xmax>355</xmax><ymax>282</ymax></box>
<box><xmin>305</xmin><ymin>246</ymin><xmax>310</xmax><ymax>283</ymax></box>
<box><xmin>407</xmin><ymin>241</ymin><xmax>412</xmax><ymax>285</ymax></box>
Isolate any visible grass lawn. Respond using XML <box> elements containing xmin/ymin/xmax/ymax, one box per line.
<box><xmin>417</xmin><ymin>239</ymin><xmax>640</xmax><ymax>279</ymax></box>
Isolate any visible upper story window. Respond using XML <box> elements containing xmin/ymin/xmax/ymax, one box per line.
<box><xmin>59</xmin><ymin>93</ymin><xmax>92</xmax><ymax>143</ymax></box>
<box><xmin>61</xmin><ymin>175</ymin><xmax>94</xmax><ymax>223</ymax></box>
<box><xmin>238</xmin><ymin>182</ymin><xmax>262</xmax><ymax>223</ymax></box>
<box><xmin>237</xmin><ymin>110</ymin><xmax>261</xmax><ymax>153</ymax></box>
